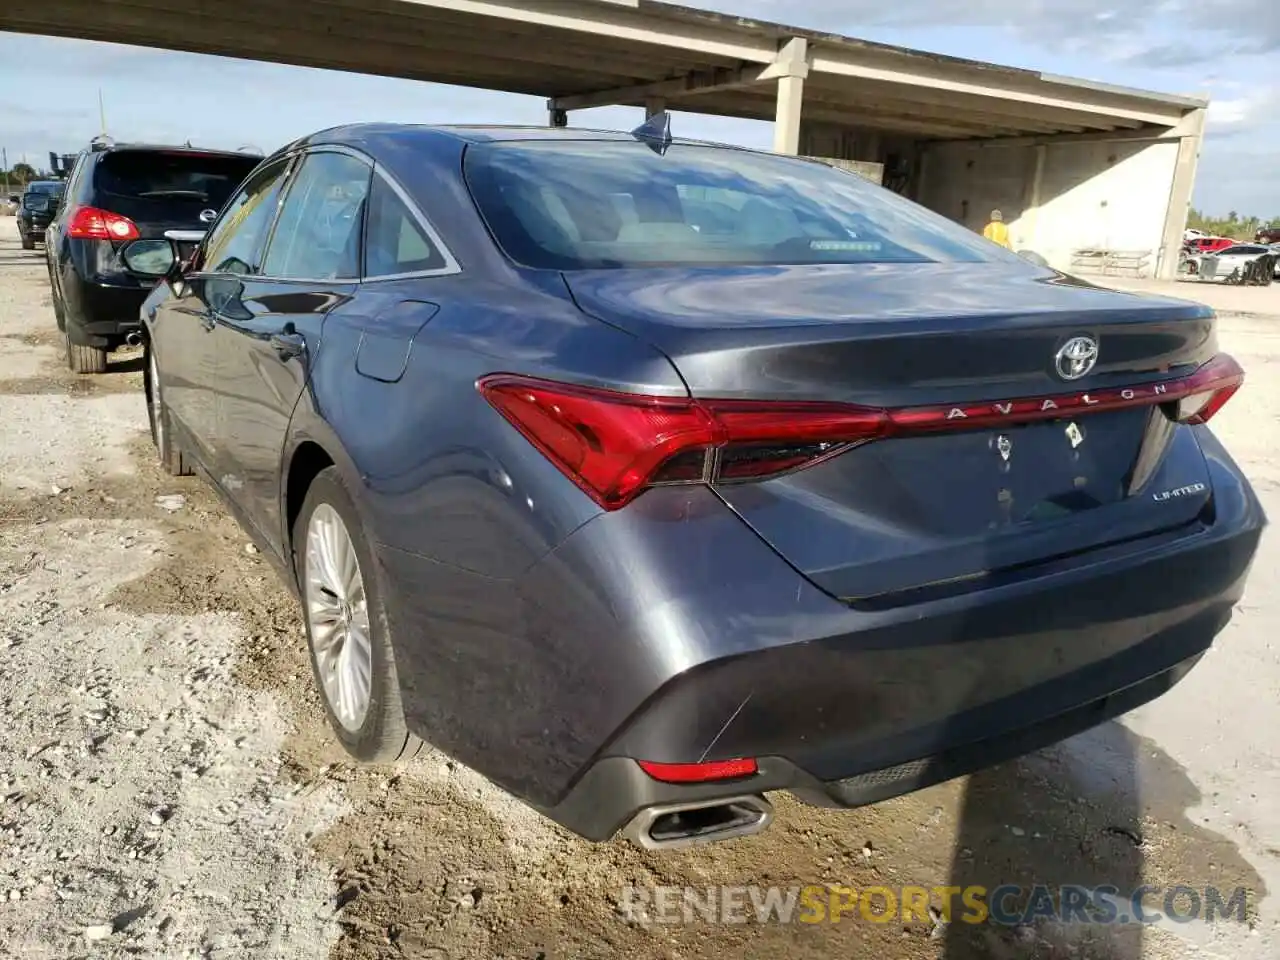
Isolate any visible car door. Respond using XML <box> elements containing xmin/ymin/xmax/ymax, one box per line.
<box><xmin>151</xmin><ymin>156</ymin><xmax>294</xmax><ymax>473</ymax></box>
<box><xmin>214</xmin><ymin>148</ymin><xmax>372</xmax><ymax>555</ymax></box>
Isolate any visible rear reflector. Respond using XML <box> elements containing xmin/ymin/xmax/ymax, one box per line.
<box><xmin>637</xmin><ymin>758</ymin><xmax>759</xmax><ymax>783</ymax></box>
<box><xmin>478</xmin><ymin>353</ymin><xmax>1244</xmax><ymax>510</ymax></box>
<box><xmin>67</xmin><ymin>206</ymin><xmax>141</xmax><ymax>241</ymax></box>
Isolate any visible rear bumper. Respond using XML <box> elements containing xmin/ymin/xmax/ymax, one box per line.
<box><xmin>61</xmin><ymin>274</ymin><xmax>147</xmax><ymax>345</ymax></box>
<box><xmin>386</xmin><ymin>427</ymin><xmax>1263</xmax><ymax>842</ymax></box>
<box><xmin>546</xmin><ymin>650</ymin><xmax>1204</xmax><ymax>841</ymax></box>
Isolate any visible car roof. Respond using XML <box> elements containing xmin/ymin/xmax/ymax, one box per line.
<box><xmin>291</xmin><ymin>121</ymin><xmax>756</xmax><ymax>155</ymax></box>
<box><xmin>88</xmin><ymin>141</ymin><xmax>263</xmax><ymax>159</ymax></box>
<box><xmin>24</xmin><ymin>180</ymin><xmax>64</xmax><ymax>189</ymax></box>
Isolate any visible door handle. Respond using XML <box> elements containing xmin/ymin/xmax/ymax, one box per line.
<box><xmin>270</xmin><ymin>331</ymin><xmax>306</xmax><ymax>361</ymax></box>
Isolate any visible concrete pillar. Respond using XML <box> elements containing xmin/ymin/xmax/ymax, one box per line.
<box><xmin>773</xmin><ymin>75</ymin><xmax>804</xmax><ymax>154</ymax></box>
<box><xmin>644</xmin><ymin>97</ymin><xmax>665</xmax><ymax>119</ymax></box>
<box><xmin>548</xmin><ymin>107</ymin><xmax>568</xmax><ymax>128</ymax></box>
<box><xmin>1156</xmin><ymin>108</ymin><xmax>1206</xmax><ymax>280</ymax></box>
<box><xmin>765</xmin><ymin>37</ymin><xmax>808</xmax><ymax>156</ymax></box>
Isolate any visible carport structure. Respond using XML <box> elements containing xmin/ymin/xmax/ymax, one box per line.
<box><xmin>2</xmin><ymin>0</ymin><xmax>1206</xmax><ymax>277</ymax></box>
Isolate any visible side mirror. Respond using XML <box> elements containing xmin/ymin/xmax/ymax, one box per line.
<box><xmin>121</xmin><ymin>239</ymin><xmax>178</xmax><ymax>278</ymax></box>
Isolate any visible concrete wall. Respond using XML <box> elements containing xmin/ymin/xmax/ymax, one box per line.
<box><xmin>799</xmin><ymin>121</ymin><xmax>919</xmax><ymax>196</ymax></box>
<box><xmin>919</xmin><ymin>137</ymin><xmax>1179</xmax><ymax>276</ymax></box>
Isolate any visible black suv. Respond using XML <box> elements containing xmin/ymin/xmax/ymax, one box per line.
<box><xmin>46</xmin><ymin>140</ymin><xmax>262</xmax><ymax>373</ymax></box>
<box><xmin>17</xmin><ymin>180</ymin><xmax>66</xmax><ymax>249</ymax></box>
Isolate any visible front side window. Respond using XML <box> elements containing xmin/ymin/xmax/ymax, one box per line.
<box><xmin>363</xmin><ymin>176</ymin><xmax>448</xmax><ymax>277</ymax></box>
<box><xmin>464</xmin><ymin>140</ymin><xmax>1008</xmax><ymax>270</ymax></box>
<box><xmin>200</xmin><ymin>159</ymin><xmax>291</xmax><ymax>276</ymax></box>
<box><xmin>262</xmin><ymin>151</ymin><xmax>372</xmax><ymax>280</ymax></box>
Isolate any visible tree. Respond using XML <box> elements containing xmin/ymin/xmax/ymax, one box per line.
<box><xmin>9</xmin><ymin>162</ymin><xmax>36</xmax><ymax>185</ymax></box>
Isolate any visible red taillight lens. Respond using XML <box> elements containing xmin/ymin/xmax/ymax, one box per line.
<box><xmin>1166</xmin><ymin>353</ymin><xmax>1244</xmax><ymax>425</ymax></box>
<box><xmin>477</xmin><ymin>377</ymin><xmax>719</xmax><ymax>508</ymax></box>
<box><xmin>478</xmin><ymin>375</ymin><xmax>884</xmax><ymax>509</ymax></box>
<box><xmin>637</xmin><ymin>758</ymin><xmax>758</xmax><ymax>783</ymax></box>
<box><xmin>67</xmin><ymin>206</ymin><xmax>140</xmax><ymax>241</ymax></box>
<box><xmin>478</xmin><ymin>354</ymin><xmax>1243</xmax><ymax>511</ymax></box>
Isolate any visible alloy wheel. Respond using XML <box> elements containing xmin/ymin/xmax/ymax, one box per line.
<box><xmin>303</xmin><ymin>504</ymin><xmax>373</xmax><ymax>732</ymax></box>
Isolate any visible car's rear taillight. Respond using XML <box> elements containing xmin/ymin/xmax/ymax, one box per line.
<box><xmin>67</xmin><ymin>206</ymin><xmax>140</xmax><ymax>241</ymax></box>
<box><xmin>478</xmin><ymin>376</ymin><xmax>884</xmax><ymax>509</ymax></box>
<box><xmin>477</xmin><ymin>353</ymin><xmax>1244</xmax><ymax>511</ymax></box>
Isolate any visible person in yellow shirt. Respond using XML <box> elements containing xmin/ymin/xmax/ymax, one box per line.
<box><xmin>982</xmin><ymin>209</ymin><xmax>1012</xmax><ymax>248</ymax></box>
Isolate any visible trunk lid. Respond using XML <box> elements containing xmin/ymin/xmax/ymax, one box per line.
<box><xmin>563</xmin><ymin>263</ymin><xmax>1220</xmax><ymax>602</ymax></box>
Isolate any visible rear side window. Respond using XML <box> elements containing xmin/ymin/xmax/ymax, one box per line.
<box><xmin>363</xmin><ymin>176</ymin><xmax>448</xmax><ymax>277</ymax></box>
<box><xmin>464</xmin><ymin>141</ymin><xmax>1003</xmax><ymax>270</ymax></box>
<box><xmin>93</xmin><ymin>151</ymin><xmax>260</xmax><ymax>212</ymax></box>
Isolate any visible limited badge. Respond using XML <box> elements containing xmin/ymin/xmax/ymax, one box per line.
<box><xmin>1065</xmin><ymin>422</ymin><xmax>1084</xmax><ymax>448</ymax></box>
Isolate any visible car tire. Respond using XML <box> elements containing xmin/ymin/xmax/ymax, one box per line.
<box><xmin>65</xmin><ymin>331</ymin><xmax>107</xmax><ymax>374</ymax></box>
<box><xmin>293</xmin><ymin>466</ymin><xmax>423</xmax><ymax>764</ymax></box>
<box><xmin>20</xmin><ymin>233</ymin><xmax>34</xmax><ymax>251</ymax></box>
<box><xmin>147</xmin><ymin>347</ymin><xmax>192</xmax><ymax>477</ymax></box>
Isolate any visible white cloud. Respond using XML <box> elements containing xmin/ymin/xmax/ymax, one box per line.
<box><xmin>1207</xmin><ymin>98</ymin><xmax>1252</xmax><ymax>127</ymax></box>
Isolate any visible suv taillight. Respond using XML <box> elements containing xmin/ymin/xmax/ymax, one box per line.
<box><xmin>67</xmin><ymin>206</ymin><xmax>140</xmax><ymax>241</ymax></box>
<box><xmin>478</xmin><ymin>354</ymin><xmax>1244</xmax><ymax>510</ymax></box>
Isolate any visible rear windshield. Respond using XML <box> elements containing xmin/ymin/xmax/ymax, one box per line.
<box><xmin>463</xmin><ymin>140</ymin><xmax>1004</xmax><ymax>270</ymax></box>
<box><xmin>94</xmin><ymin>151</ymin><xmax>261</xmax><ymax>210</ymax></box>
<box><xmin>22</xmin><ymin>183</ymin><xmax>63</xmax><ymax>210</ymax></box>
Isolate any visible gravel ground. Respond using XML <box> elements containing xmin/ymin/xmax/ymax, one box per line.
<box><xmin>1</xmin><ymin>229</ymin><xmax>1278</xmax><ymax>960</ymax></box>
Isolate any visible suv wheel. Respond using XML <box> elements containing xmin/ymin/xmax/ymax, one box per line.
<box><xmin>147</xmin><ymin>348</ymin><xmax>191</xmax><ymax>476</ymax></box>
<box><xmin>20</xmin><ymin>231</ymin><xmax>34</xmax><ymax>251</ymax></box>
<box><xmin>294</xmin><ymin>467</ymin><xmax>422</xmax><ymax>763</ymax></box>
<box><xmin>65</xmin><ymin>330</ymin><xmax>107</xmax><ymax>374</ymax></box>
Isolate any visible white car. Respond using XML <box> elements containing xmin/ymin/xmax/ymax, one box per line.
<box><xmin>1184</xmin><ymin>227</ymin><xmax>1208</xmax><ymax>241</ymax></box>
<box><xmin>1196</xmin><ymin>243</ymin><xmax>1275</xmax><ymax>284</ymax></box>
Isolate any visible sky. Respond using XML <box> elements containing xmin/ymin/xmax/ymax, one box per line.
<box><xmin>0</xmin><ymin>0</ymin><xmax>1276</xmax><ymax>216</ymax></box>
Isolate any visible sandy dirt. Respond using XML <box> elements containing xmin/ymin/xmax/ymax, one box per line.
<box><xmin>0</xmin><ymin>230</ymin><xmax>1277</xmax><ymax>960</ymax></box>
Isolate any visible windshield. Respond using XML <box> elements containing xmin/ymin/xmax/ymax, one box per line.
<box><xmin>94</xmin><ymin>151</ymin><xmax>261</xmax><ymax>209</ymax></box>
<box><xmin>463</xmin><ymin>140</ymin><xmax>1007</xmax><ymax>270</ymax></box>
<box><xmin>26</xmin><ymin>182</ymin><xmax>64</xmax><ymax>196</ymax></box>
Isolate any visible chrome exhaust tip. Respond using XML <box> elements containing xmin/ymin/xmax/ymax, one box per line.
<box><xmin>125</xmin><ymin>331</ymin><xmax>143</xmax><ymax>347</ymax></box>
<box><xmin>623</xmin><ymin>795</ymin><xmax>773</xmax><ymax>850</ymax></box>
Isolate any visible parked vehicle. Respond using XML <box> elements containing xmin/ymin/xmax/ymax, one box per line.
<box><xmin>1184</xmin><ymin>236</ymin><xmax>1235</xmax><ymax>255</ymax></box>
<box><xmin>1196</xmin><ymin>243</ymin><xmax>1276</xmax><ymax>285</ymax></box>
<box><xmin>1254</xmin><ymin>226</ymin><xmax>1280</xmax><ymax>244</ymax></box>
<box><xmin>45</xmin><ymin>140</ymin><xmax>261</xmax><ymax>373</ymax></box>
<box><xmin>16</xmin><ymin>180</ymin><xmax>65</xmax><ymax>250</ymax></box>
<box><xmin>134</xmin><ymin>121</ymin><xmax>1264</xmax><ymax>849</ymax></box>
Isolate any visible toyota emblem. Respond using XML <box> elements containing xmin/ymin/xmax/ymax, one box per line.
<box><xmin>198</xmin><ymin>209</ymin><xmax>217</xmax><ymax>224</ymax></box>
<box><xmin>1054</xmin><ymin>335</ymin><xmax>1099</xmax><ymax>381</ymax></box>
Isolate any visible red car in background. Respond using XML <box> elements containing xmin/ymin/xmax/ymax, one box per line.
<box><xmin>1186</xmin><ymin>236</ymin><xmax>1235</xmax><ymax>255</ymax></box>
